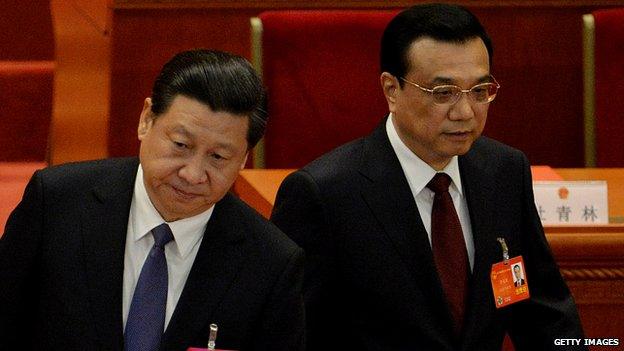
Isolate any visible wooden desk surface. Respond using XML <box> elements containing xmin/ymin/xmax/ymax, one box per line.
<box><xmin>234</xmin><ymin>168</ymin><xmax>624</xmax><ymax>222</ymax></box>
<box><xmin>233</xmin><ymin>166</ymin><xmax>624</xmax><ymax>263</ymax></box>
<box><xmin>232</xmin><ymin>167</ymin><xmax>624</xmax><ymax>266</ymax></box>
<box><xmin>233</xmin><ymin>169</ymin><xmax>294</xmax><ymax>219</ymax></box>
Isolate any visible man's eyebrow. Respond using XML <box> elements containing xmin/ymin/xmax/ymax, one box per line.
<box><xmin>214</xmin><ymin>141</ymin><xmax>236</xmax><ymax>152</ymax></box>
<box><xmin>476</xmin><ymin>74</ymin><xmax>493</xmax><ymax>83</ymax></box>
<box><xmin>172</xmin><ymin>125</ymin><xmax>238</xmax><ymax>151</ymax></box>
<box><xmin>171</xmin><ymin>125</ymin><xmax>192</xmax><ymax>138</ymax></box>
<box><xmin>431</xmin><ymin>74</ymin><xmax>492</xmax><ymax>86</ymax></box>
<box><xmin>431</xmin><ymin>77</ymin><xmax>455</xmax><ymax>85</ymax></box>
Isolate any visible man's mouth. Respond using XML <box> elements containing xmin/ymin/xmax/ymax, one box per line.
<box><xmin>444</xmin><ymin>130</ymin><xmax>472</xmax><ymax>141</ymax></box>
<box><xmin>171</xmin><ymin>185</ymin><xmax>200</xmax><ymax>199</ymax></box>
<box><xmin>446</xmin><ymin>129</ymin><xmax>471</xmax><ymax>135</ymax></box>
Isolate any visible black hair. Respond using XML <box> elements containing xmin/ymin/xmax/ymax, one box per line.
<box><xmin>151</xmin><ymin>49</ymin><xmax>267</xmax><ymax>149</ymax></box>
<box><xmin>381</xmin><ymin>3</ymin><xmax>493</xmax><ymax>87</ymax></box>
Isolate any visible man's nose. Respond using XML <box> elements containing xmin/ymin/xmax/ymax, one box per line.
<box><xmin>448</xmin><ymin>93</ymin><xmax>475</xmax><ymax>121</ymax></box>
<box><xmin>178</xmin><ymin>157</ymin><xmax>208</xmax><ymax>184</ymax></box>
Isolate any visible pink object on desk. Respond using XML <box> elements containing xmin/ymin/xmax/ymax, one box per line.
<box><xmin>0</xmin><ymin>162</ymin><xmax>46</xmax><ymax>234</ymax></box>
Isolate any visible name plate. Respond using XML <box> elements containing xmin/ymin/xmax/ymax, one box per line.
<box><xmin>532</xmin><ymin>181</ymin><xmax>608</xmax><ymax>225</ymax></box>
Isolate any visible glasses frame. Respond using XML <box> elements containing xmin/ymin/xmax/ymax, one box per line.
<box><xmin>399</xmin><ymin>75</ymin><xmax>500</xmax><ymax>105</ymax></box>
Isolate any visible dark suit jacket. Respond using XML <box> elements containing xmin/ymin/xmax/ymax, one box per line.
<box><xmin>271</xmin><ymin>120</ymin><xmax>586</xmax><ymax>351</ymax></box>
<box><xmin>0</xmin><ymin>157</ymin><xmax>304</xmax><ymax>351</ymax></box>
<box><xmin>515</xmin><ymin>279</ymin><xmax>526</xmax><ymax>287</ymax></box>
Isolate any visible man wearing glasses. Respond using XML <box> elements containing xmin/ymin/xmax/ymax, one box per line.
<box><xmin>271</xmin><ymin>3</ymin><xmax>585</xmax><ymax>351</ymax></box>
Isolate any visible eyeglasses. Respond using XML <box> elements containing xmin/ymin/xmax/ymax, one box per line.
<box><xmin>400</xmin><ymin>76</ymin><xmax>500</xmax><ymax>105</ymax></box>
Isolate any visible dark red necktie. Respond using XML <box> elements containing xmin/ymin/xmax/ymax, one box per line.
<box><xmin>427</xmin><ymin>173</ymin><xmax>469</xmax><ymax>338</ymax></box>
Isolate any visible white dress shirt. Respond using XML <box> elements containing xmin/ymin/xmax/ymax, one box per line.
<box><xmin>386</xmin><ymin>115</ymin><xmax>475</xmax><ymax>269</ymax></box>
<box><xmin>122</xmin><ymin>165</ymin><xmax>214</xmax><ymax>330</ymax></box>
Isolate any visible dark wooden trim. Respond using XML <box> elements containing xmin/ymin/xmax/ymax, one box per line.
<box><xmin>546</xmin><ymin>224</ymin><xmax>624</xmax><ymax>234</ymax></box>
<box><xmin>112</xmin><ymin>0</ymin><xmax>624</xmax><ymax>10</ymax></box>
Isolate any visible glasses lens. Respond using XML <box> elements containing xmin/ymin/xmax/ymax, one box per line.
<box><xmin>431</xmin><ymin>86</ymin><xmax>461</xmax><ymax>104</ymax></box>
<box><xmin>470</xmin><ymin>83</ymin><xmax>498</xmax><ymax>103</ymax></box>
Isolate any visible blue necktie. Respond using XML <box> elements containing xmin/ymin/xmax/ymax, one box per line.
<box><xmin>125</xmin><ymin>223</ymin><xmax>174</xmax><ymax>351</ymax></box>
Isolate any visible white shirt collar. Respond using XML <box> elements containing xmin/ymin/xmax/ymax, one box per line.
<box><xmin>132</xmin><ymin>165</ymin><xmax>214</xmax><ymax>259</ymax></box>
<box><xmin>386</xmin><ymin>113</ymin><xmax>463</xmax><ymax>196</ymax></box>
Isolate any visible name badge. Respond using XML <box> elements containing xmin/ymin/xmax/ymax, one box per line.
<box><xmin>491</xmin><ymin>255</ymin><xmax>530</xmax><ymax>308</ymax></box>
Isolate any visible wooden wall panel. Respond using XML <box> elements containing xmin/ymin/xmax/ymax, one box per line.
<box><xmin>50</xmin><ymin>0</ymin><xmax>110</xmax><ymax>164</ymax></box>
<box><xmin>549</xmin><ymin>229</ymin><xmax>624</xmax><ymax>344</ymax></box>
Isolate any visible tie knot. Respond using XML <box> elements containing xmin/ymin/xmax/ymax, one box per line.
<box><xmin>427</xmin><ymin>173</ymin><xmax>452</xmax><ymax>194</ymax></box>
<box><xmin>151</xmin><ymin>223</ymin><xmax>174</xmax><ymax>248</ymax></box>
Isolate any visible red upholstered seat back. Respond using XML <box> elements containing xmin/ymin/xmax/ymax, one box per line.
<box><xmin>259</xmin><ymin>11</ymin><xmax>397</xmax><ymax>168</ymax></box>
<box><xmin>594</xmin><ymin>8</ymin><xmax>624</xmax><ymax>167</ymax></box>
<box><xmin>0</xmin><ymin>0</ymin><xmax>54</xmax><ymax>162</ymax></box>
<box><xmin>0</xmin><ymin>62</ymin><xmax>54</xmax><ymax>161</ymax></box>
<box><xmin>0</xmin><ymin>0</ymin><xmax>55</xmax><ymax>61</ymax></box>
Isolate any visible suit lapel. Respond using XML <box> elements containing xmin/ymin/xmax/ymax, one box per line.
<box><xmin>81</xmin><ymin>158</ymin><xmax>138</xmax><ymax>350</ymax></box>
<box><xmin>162</xmin><ymin>193</ymin><xmax>248</xmax><ymax>350</ymax></box>
<box><xmin>458</xmin><ymin>145</ymin><xmax>502</xmax><ymax>350</ymax></box>
<box><xmin>358</xmin><ymin>120</ymin><xmax>455</xmax><ymax>349</ymax></box>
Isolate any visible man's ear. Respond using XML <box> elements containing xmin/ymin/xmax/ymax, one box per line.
<box><xmin>240</xmin><ymin>152</ymin><xmax>249</xmax><ymax>170</ymax></box>
<box><xmin>380</xmin><ymin>72</ymin><xmax>399</xmax><ymax>112</ymax></box>
<box><xmin>138</xmin><ymin>98</ymin><xmax>155</xmax><ymax>141</ymax></box>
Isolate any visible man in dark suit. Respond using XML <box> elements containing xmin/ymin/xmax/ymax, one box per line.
<box><xmin>0</xmin><ymin>49</ymin><xmax>304</xmax><ymax>351</ymax></box>
<box><xmin>513</xmin><ymin>265</ymin><xmax>526</xmax><ymax>287</ymax></box>
<box><xmin>271</xmin><ymin>4</ymin><xmax>586</xmax><ymax>351</ymax></box>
